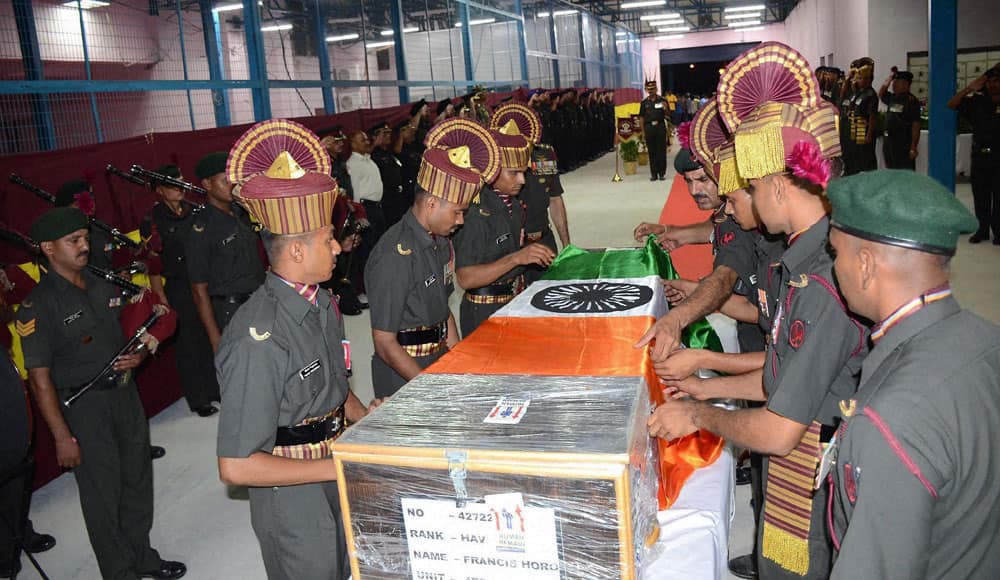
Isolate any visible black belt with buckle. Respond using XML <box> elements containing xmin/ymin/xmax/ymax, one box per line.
<box><xmin>211</xmin><ymin>294</ymin><xmax>252</xmax><ymax>305</ymax></box>
<box><xmin>397</xmin><ymin>321</ymin><xmax>447</xmax><ymax>346</ymax></box>
<box><xmin>466</xmin><ymin>281</ymin><xmax>515</xmax><ymax>297</ymax></box>
<box><xmin>274</xmin><ymin>406</ymin><xmax>345</xmax><ymax>446</ymax></box>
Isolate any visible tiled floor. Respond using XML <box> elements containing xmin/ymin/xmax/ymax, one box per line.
<box><xmin>17</xmin><ymin>148</ymin><xmax>998</xmax><ymax>579</ymax></box>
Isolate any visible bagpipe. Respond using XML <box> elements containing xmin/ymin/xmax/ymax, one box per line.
<box><xmin>8</xmin><ymin>174</ymin><xmax>142</xmax><ymax>251</ymax></box>
<box><xmin>127</xmin><ymin>164</ymin><xmax>208</xmax><ymax>197</ymax></box>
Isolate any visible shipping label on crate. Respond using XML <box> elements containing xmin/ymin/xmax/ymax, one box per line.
<box><xmin>401</xmin><ymin>497</ymin><xmax>561</xmax><ymax>579</ymax></box>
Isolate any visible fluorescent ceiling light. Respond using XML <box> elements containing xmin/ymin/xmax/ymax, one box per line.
<box><xmin>739</xmin><ymin>26</ymin><xmax>765</xmax><ymax>32</ymax></box>
<box><xmin>725</xmin><ymin>13</ymin><xmax>761</xmax><ymax>19</ymax></box>
<box><xmin>63</xmin><ymin>0</ymin><xmax>109</xmax><ymax>8</ymax></box>
<box><xmin>455</xmin><ymin>18</ymin><xmax>496</xmax><ymax>27</ymax></box>
<box><xmin>403</xmin><ymin>27</ymin><xmax>419</xmax><ymax>33</ymax></box>
<box><xmin>640</xmin><ymin>13</ymin><xmax>680</xmax><ymax>20</ymax></box>
<box><xmin>615</xmin><ymin>31</ymin><xmax>628</xmax><ymax>36</ymax></box>
<box><xmin>647</xmin><ymin>18</ymin><xmax>684</xmax><ymax>26</ymax></box>
<box><xmin>655</xmin><ymin>34</ymin><xmax>685</xmax><ymax>41</ymax></box>
<box><xmin>655</xmin><ymin>25</ymin><xmax>690</xmax><ymax>32</ymax></box>
<box><xmin>212</xmin><ymin>2</ymin><xmax>243</xmax><ymax>12</ymax></box>
<box><xmin>261</xmin><ymin>23</ymin><xmax>293</xmax><ymax>32</ymax></box>
<box><xmin>326</xmin><ymin>33</ymin><xmax>359</xmax><ymax>42</ymax></box>
<box><xmin>724</xmin><ymin>5</ymin><xmax>765</xmax><ymax>12</ymax></box>
<box><xmin>554</xmin><ymin>10</ymin><xmax>578</xmax><ymax>16</ymax></box>
<box><xmin>729</xmin><ymin>19</ymin><xmax>762</xmax><ymax>27</ymax></box>
<box><xmin>366</xmin><ymin>40</ymin><xmax>395</xmax><ymax>49</ymax></box>
<box><xmin>380</xmin><ymin>29</ymin><xmax>394</xmax><ymax>36</ymax></box>
<box><xmin>620</xmin><ymin>1</ymin><xmax>667</xmax><ymax>9</ymax></box>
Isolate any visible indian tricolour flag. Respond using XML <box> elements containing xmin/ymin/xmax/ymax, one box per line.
<box><xmin>427</xmin><ymin>237</ymin><xmax>725</xmax><ymax>508</ymax></box>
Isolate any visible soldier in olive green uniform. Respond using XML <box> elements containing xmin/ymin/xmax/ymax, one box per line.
<box><xmin>648</xmin><ymin>43</ymin><xmax>863</xmax><ymax>580</ymax></box>
<box><xmin>878</xmin><ymin>70</ymin><xmax>922</xmax><ymax>170</ymax></box>
<box><xmin>366</xmin><ymin>119</ymin><xmax>500</xmax><ymax>397</ymax></box>
<box><xmin>840</xmin><ymin>58</ymin><xmax>879</xmax><ymax>175</ymax></box>
<box><xmin>640</xmin><ymin>80</ymin><xmax>668</xmax><ymax>181</ymax></box>
<box><xmin>185</xmin><ymin>152</ymin><xmax>265</xmax><ymax>352</ymax></box>
<box><xmin>490</xmin><ymin>103</ymin><xmax>570</xmax><ymax>285</ymax></box>
<box><xmin>215</xmin><ymin>120</ymin><xmax>374</xmax><ymax>580</ymax></box>
<box><xmin>17</xmin><ymin>208</ymin><xmax>185</xmax><ymax>580</ymax></box>
<box><xmin>451</xmin><ymin>122</ymin><xmax>555</xmax><ymax>337</ymax></box>
<box><xmin>825</xmin><ymin>171</ymin><xmax>1000</xmax><ymax>579</ymax></box>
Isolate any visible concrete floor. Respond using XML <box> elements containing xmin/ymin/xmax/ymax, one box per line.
<box><xmin>16</xmin><ymin>148</ymin><xmax>998</xmax><ymax>579</ymax></box>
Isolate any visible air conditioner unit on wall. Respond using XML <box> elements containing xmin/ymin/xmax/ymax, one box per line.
<box><xmin>337</xmin><ymin>92</ymin><xmax>357</xmax><ymax>112</ymax></box>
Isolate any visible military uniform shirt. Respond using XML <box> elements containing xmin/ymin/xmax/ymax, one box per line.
<box><xmin>842</xmin><ymin>87</ymin><xmax>879</xmax><ymax>144</ymax></box>
<box><xmin>366</xmin><ymin>211</ymin><xmax>454</xmax><ymax>334</ymax></box>
<box><xmin>521</xmin><ymin>144</ymin><xmax>564</xmax><ymax>243</ymax></box>
<box><xmin>958</xmin><ymin>92</ymin><xmax>1000</xmax><ymax>149</ymax></box>
<box><xmin>16</xmin><ymin>270</ymin><xmax>129</xmax><ymax>391</ymax></box>
<box><xmin>140</xmin><ymin>200</ymin><xmax>200</xmax><ymax>281</ymax></box>
<box><xmin>185</xmin><ymin>202</ymin><xmax>264</xmax><ymax>297</ymax></box>
<box><xmin>87</xmin><ymin>225</ymin><xmax>114</xmax><ymax>271</ymax></box>
<box><xmin>763</xmin><ymin>217</ymin><xmax>867</xmax><ymax>427</ymax></box>
<box><xmin>742</xmin><ymin>233</ymin><xmax>786</xmax><ymax>339</ymax></box>
<box><xmin>712</xmin><ymin>211</ymin><xmax>756</xmax><ymax>280</ymax></box>
<box><xmin>881</xmin><ymin>91</ymin><xmax>921</xmax><ymax>143</ymax></box>
<box><xmin>216</xmin><ymin>273</ymin><xmax>350</xmax><ymax>457</ymax></box>
<box><xmin>640</xmin><ymin>97</ymin><xmax>667</xmax><ymax>126</ymax></box>
<box><xmin>332</xmin><ymin>157</ymin><xmax>354</xmax><ymax>201</ymax></box>
<box><xmin>453</xmin><ymin>185</ymin><xmax>525</xmax><ymax>287</ymax></box>
<box><xmin>830</xmin><ymin>297</ymin><xmax>1000</xmax><ymax>579</ymax></box>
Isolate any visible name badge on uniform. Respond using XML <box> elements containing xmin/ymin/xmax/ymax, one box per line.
<box><xmin>424</xmin><ymin>274</ymin><xmax>436</xmax><ymax>288</ymax></box>
<box><xmin>104</xmin><ymin>243</ymin><xmax>114</xmax><ymax>252</ymax></box>
<box><xmin>654</xmin><ymin>102</ymin><xmax>663</xmax><ymax>109</ymax></box>
<box><xmin>298</xmin><ymin>358</ymin><xmax>321</xmax><ymax>380</ymax></box>
<box><xmin>889</xmin><ymin>104</ymin><xmax>904</xmax><ymax>113</ymax></box>
<box><xmin>63</xmin><ymin>310</ymin><xmax>83</xmax><ymax>325</ymax></box>
<box><xmin>222</xmin><ymin>233</ymin><xmax>237</xmax><ymax>246</ymax></box>
<box><xmin>108</xmin><ymin>297</ymin><xmax>122</xmax><ymax>308</ymax></box>
<box><xmin>496</xmin><ymin>232</ymin><xmax>511</xmax><ymax>245</ymax></box>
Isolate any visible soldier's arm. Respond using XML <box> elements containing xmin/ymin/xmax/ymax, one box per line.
<box><xmin>830</xmin><ymin>417</ymin><xmax>936</xmax><ymax>580</ymax></box>
<box><xmin>27</xmin><ymin>368</ymin><xmax>80</xmax><ymax>468</ymax></box>
<box><xmin>635</xmin><ymin>265</ymin><xmax>738</xmax><ymax>361</ymax></box>
<box><xmin>719</xmin><ymin>293</ymin><xmax>758</xmax><ymax>323</ymax></box>
<box><xmin>372</xmin><ymin>329</ymin><xmax>422</xmax><ymax>383</ymax></box>
<box><xmin>191</xmin><ymin>282</ymin><xmax>221</xmax><ymax>352</ymax></box>
<box><xmin>446</xmin><ymin>313</ymin><xmax>459</xmax><ymax>348</ymax></box>
<box><xmin>910</xmin><ymin>113</ymin><xmax>921</xmax><ymax>157</ymax></box>
<box><xmin>662</xmin><ymin>368</ymin><xmax>767</xmax><ymax>402</ymax></box>
<box><xmin>865</xmin><ymin>95</ymin><xmax>878</xmax><ymax>143</ymax></box>
<box><xmin>549</xmin><ymin>195</ymin><xmax>571</xmax><ymax>247</ymax></box>
<box><xmin>455</xmin><ymin>244</ymin><xmax>554</xmax><ymax>290</ymax></box>
<box><xmin>649</xmin><ymin>400</ymin><xmax>808</xmax><ymax>456</ymax></box>
<box><xmin>655</xmin><ymin>220</ymin><xmax>714</xmax><ymax>251</ymax></box>
<box><xmin>219</xmin><ymin>453</ymin><xmax>337</xmax><ymax>487</ymax></box>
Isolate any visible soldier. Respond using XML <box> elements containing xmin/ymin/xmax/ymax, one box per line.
<box><xmin>16</xmin><ymin>207</ymin><xmax>184</xmax><ymax>579</ymax></box>
<box><xmin>139</xmin><ymin>163</ymin><xmax>219</xmax><ymax>417</ymax></box>
<box><xmin>948</xmin><ymin>65</ymin><xmax>1000</xmax><ymax>244</ymax></box>
<box><xmin>641</xmin><ymin>80</ymin><xmax>668</xmax><ymax>181</ymax></box>
<box><xmin>878</xmin><ymin>70</ymin><xmax>922</xmax><ymax>170</ymax></box>
<box><xmin>347</xmin><ymin>129</ymin><xmax>385</xmax><ymax>303</ymax></box>
<box><xmin>826</xmin><ymin>170</ymin><xmax>1000</xmax><ymax>578</ymax></box>
<box><xmin>648</xmin><ymin>42</ymin><xmax>863</xmax><ymax>580</ymax></box>
<box><xmin>409</xmin><ymin>98</ymin><xmax>431</xmax><ymax>145</ymax></box>
<box><xmin>319</xmin><ymin>125</ymin><xmax>354</xmax><ymax>202</ymax></box>
<box><xmin>490</xmin><ymin>103</ymin><xmax>570</xmax><ymax>284</ymax></box>
<box><xmin>185</xmin><ymin>152</ymin><xmax>265</xmax><ymax>352</ymax></box>
<box><xmin>215</xmin><ymin>119</ymin><xmax>376</xmax><ymax>580</ymax></box>
<box><xmin>395</xmin><ymin>119</ymin><xmax>421</xmax><ymax>220</ymax></box>
<box><xmin>320</xmin><ymin>126</ymin><xmax>365</xmax><ymax>315</ymax></box>
<box><xmin>840</xmin><ymin>57</ymin><xmax>879</xmax><ymax>175</ymax></box>
<box><xmin>451</xmin><ymin>121</ymin><xmax>555</xmax><ymax>337</ymax></box>
<box><xmin>365</xmin><ymin>119</ymin><xmax>500</xmax><ymax>397</ymax></box>
<box><xmin>434</xmin><ymin>98</ymin><xmax>455</xmax><ymax>125</ymax></box>
<box><xmin>370</xmin><ymin>122</ymin><xmax>407</xmax><ymax>229</ymax></box>
<box><xmin>816</xmin><ymin>66</ymin><xmax>842</xmax><ymax>106</ymax></box>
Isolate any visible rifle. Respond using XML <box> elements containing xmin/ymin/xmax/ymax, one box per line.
<box><xmin>8</xmin><ymin>174</ymin><xmax>141</xmax><ymax>251</ymax></box>
<box><xmin>107</xmin><ymin>164</ymin><xmax>204</xmax><ymax>217</ymax></box>
<box><xmin>63</xmin><ymin>310</ymin><xmax>159</xmax><ymax>407</ymax></box>
<box><xmin>129</xmin><ymin>165</ymin><xmax>208</xmax><ymax>197</ymax></box>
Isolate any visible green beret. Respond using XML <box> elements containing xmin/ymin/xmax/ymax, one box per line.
<box><xmin>55</xmin><ymin>179</ymin><xmax>90</xmax><ymax>207</ymax></box>
<box><xmin>829</xmin><ymin>170</ymin><xmax>978</xmax><ymax>256</ymax></box>
<box><xmin>195</xmin><ymin>151</ymin><xmax>229</xmax><ymax>180</ymax></box>
<box><xmin>29</xmin><ymin>207</ymin><xmax>89</xmax><ymax>243</ymax></box>
<box><xmin>154</xmin><ymin>164</ymin><xmax>181</xmax><ymax>179</ymax></box>
<box><xmin>673</xmin><ymin>148</ymin><xmax>702</xmax><ymax>174</ymax></box>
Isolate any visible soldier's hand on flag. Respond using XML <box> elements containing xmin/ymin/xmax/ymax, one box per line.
<box><xmin>633</xmin><ymin>221</ymin><xmax>665</xmax><ymax>242</ymax></box>
<box><xmin>663</xmin><ymin>278</ymin><xmax>697</xmax><ymax>304</ymax></box>
<box><xmin>655</xmin><ymin>227</ymin><xmax>685</xmax><ymax>252</ymax></box>
<box><xmin>654</xmin><ymin>347</ymin><xmax>707</xmax><ymax>381</ymax></box>
<box><xmin>647</xmin><ymin>399</ymin><xmax>697</xmax><ymax>441</ymax></box>
<box><xmin>514</xmin><ymin>243</ymin><xmax>556</xmax><ymax>267</ymax></box>
<box><xmin>634</xmin><ymin>312</ymin><xmax>683</xmax><ymax>362</ymax></box>
<box><xmin>661</xmin><ymin>375</ymin><xmax>708</xmax><ymax>401</ymax></box>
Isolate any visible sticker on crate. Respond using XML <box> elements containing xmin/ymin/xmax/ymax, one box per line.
<box><xmin>401</xmin><ymin>497</ymin><xmax>560</xmax><ymax>579</ymax></box>
<box><xmin>483</xmin><ymin>397</ymin><xmax>530</xmax><ymax>424</ymax></box>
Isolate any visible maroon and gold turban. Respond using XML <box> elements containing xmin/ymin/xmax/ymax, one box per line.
<box><xmin>227</xmin><ymin>119</ymin><xmax>339</xmax><ymax>235</ymax></box>
<box><xmin>717</xmin><ymin>42</ymin><xmax>839</xmax><ymax>181</ymax></box>
<box><xmin>420</xmin><ymin>118</ymin><xmax>501</xmax><ymax>205</ymax></box>
<box><xmin>490</xmin><ymin>103</ymin><xmax>542</xmax><ymax>145</ymax></box>
<box><xmin>690</xmin><ymin>101</ymin><xmax>730</xmax><ymax>179</ymax></box>
<box><xmin>488</xmin><ymin>129</ymin><xmax>530</xmax><ymax>171</ymax></box>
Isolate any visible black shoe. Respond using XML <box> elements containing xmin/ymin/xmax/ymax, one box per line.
<box><xmin>23</xmin><ymin>528</ymin><xmax>56</xmax><ymax>554</ymax></box>
<box><xmin>195</xmin><ymin>404</ymin><xmax>218</xmax><ymax>418</ymax></box>
<box><xmin>658</xmin><ymin>174</ymin><xmax>666</xmax><ymax>181</ymax></box>
<box><xmin>969</xmin><ymin>233</ymin><xmax>988</xmax><ymax>244</ymax></box>
<box><xmin>139</xmin><ymin>560</ymin><xmax>187</xmax><ymax>579</ymax></box>
<box><xmin>993</xmin><ymin>238</ymin><xmax>1000</xmax><ymax>246</ymax></box>
<box><xmin>649</xmin><ymin>175</ymin><xmax>657</xmax><ymax>181</ymax></box>
<box><xmin>735</xmin><ymin>465</ymin><xmax>752</xmax><ymax>486</ymax></box>
<box><xmin>150</xmin><ymin>446</ymin><xmax>166</xmax><ymax>460</ymax></box>
<box><xmin>728</xmin><ymin>554</ymin><xmax>757</xmax><ymax>579</ymax></box>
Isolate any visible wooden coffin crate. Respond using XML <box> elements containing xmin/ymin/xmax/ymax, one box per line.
<box><xmin>332</xmin><ymin>373</ymin><xmax>660</xmax><ymax>579</ymax></box>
